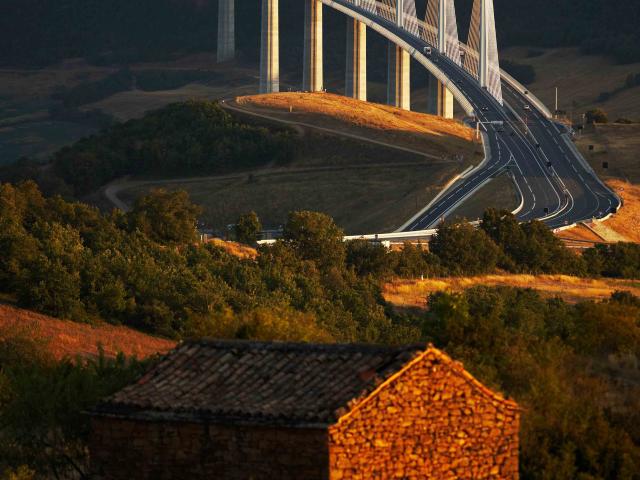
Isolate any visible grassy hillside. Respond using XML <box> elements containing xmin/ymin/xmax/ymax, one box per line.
<box><xmin>236</xmin><ymin>92</ymin><xmax>476</xmax><ymax>156</ymax></box>
<box><xmin>0</xmin><ymin>304</ymin><xmax>175</xmax><ymax>360</ymax></box>
<box><xmin>112</xmin><ymin>93</ymin><xmax>481</xmax><ymax>234</ymax></box>
<box><xmin>384</xmin><ymin>274</ymin><xmax>640</xmax><ymax>309</ymax></box>
<box><xmin>575</xmin><ymin>124</ymin><xmax>640</xmax><ymax>242</ymax></box>
<box><xmin>502</xmin><ymin>47</ymin><xmax>640</xmax><ymax>120</ymax></box>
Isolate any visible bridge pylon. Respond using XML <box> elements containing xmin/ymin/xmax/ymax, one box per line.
<box><xmin>345</xmin><ymin>19</ymin><xmax>367</xmax><ymax>101</ymax></box>
<box><xmin>259</xmin><ymin>0</ymin><xmax>279</xmax><ymax>93</ymax></box>
<box><xmin>217</xmin><ymin>0</ymin><xmax>235</xmax><ymax>63</ymax></box>
<box><xmin>303</xmin><ymin>0</ymin><xmax>323</xmax><ymax>92</ymax></box>
<box><xmin>387</xmin><ymin>43</ymin><xmax>410</xmax><ymax>110</ymax></box>
<box><xmin>428</xmin><ymin>75</ymin><xmax>454</xmax><ymax>119</ymax></box>
<box><xmin>464</xmin><ymin>0</ymin><xmax>502</xmax><ymax>104</ymax></box>
<box><xmin>424</xmin><ymin>0</ymin><xmax>461</xmax><ymax>65</ymax></box>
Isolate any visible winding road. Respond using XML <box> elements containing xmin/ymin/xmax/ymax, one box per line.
<box><xmin>329</xmin><ymin>0</ymin><xmax>621</xmax><ymax>233</ymax></box>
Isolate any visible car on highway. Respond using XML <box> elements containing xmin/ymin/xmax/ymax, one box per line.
<box><xmin>481</xmin><ymin>106</ymin><xmax>489</xmax><ymax>111</ymax></box>
<box><xmin>423</xmin><ymin>46</ymin><xmax>432</xmax><ymax>56</ymax></box>
<box><xmin>523</xmin><ymin>104</ymin><xmax>531</xmax><ymax>110</ymax></box>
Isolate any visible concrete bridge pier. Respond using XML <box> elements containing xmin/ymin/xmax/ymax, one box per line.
<box><xmin>303</xmin><ymin>0</ymin><xmax>323</xmax><ymax>92</ymax></box>
<box><xmin>217</xmin><ymin>0</ymin><xmax>235</xmax><ymax>63</ymax></box>
<box><xmin>387</xmin><ymin>44</ymin><xmax>410</xmax><ymax>110</ymax></box>
<box><xmin>260</xmin><ymin>0</ymin><xmax>279</xmax><ymax>93</ymax></box>
<box><xmin>428</xmin><ymin>75</ymin><xmax>454</xmax><ymax>119</ymax></box>
<box><xmin>345</xmin><ymin>19</ymin><xmax>366</xmax><ymax>101</ymax></box>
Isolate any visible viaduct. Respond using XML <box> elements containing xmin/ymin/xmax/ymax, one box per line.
<box><xmin>214</xmin><ymin>0</ymin><xmax>621</xmax><ymax>238</ymax></box>
<box><xmin>215</xmin><ymin>0</ymin><xmax>502</xmax><ymax>120</ymax></box>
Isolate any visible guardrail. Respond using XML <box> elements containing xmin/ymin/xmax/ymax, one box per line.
<box><xmin>500</xmin><ymin>69</ymin><xmax>553</xmax><ymax>119</ymax></box>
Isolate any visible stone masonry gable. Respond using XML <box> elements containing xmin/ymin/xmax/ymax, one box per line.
<box><xmin>328</xmin><ymin>348</ymin><xmax>520</xmax><ymax>479</ymax></box>
<box><xmin>91</xmin><ymin>339</ymin><xmax>426</xmax><ymax>427</ymax></box>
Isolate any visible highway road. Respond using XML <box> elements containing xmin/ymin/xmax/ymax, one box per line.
<box><xmin>331</xmin><ymin>0</ymin><xmax>620</xmax><ymax>232</ymax></box>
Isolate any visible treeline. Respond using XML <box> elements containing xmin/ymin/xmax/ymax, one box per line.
<box><xmin>490</xmin><ymin>0</ymin><xmax>640</xmax><ymax>64</ymax></box>
<box><xmin>2</xmin><ymin>101</ymin><xmax>297</xmax><ymax>197</ymax></box>
<box><xmin>1</xmin><ymin>183</ymin><xmax>640</xmax><ymax>478</ymax></box>
<box><xmin>0</xmin><ymin>183</ymin><xmax>394</xmax><ymax>342</ymax></box>
<box><xmin>52</xmin><ymin>68</ymin><xmax>220</xmax><ymax>108</ymax></box>
<box><xmin>2</xmin><ymin>182</ymin><xmax>639</xmax><ymax>342</ymax></box>
<box><xmin>1</xmin><ymin>0</ymin><xmax>639</xmax><ymax>70</ymax></box>
<box><xmin>347</xmin><ymin>208</ymin><xmax>640</xmax><ymax>280</ymax></box>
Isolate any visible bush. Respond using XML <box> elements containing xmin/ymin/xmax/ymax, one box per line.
<box><xmin>583</xmin><ymin>243</ymin><xmax>640</xmax><ymax>278</ymax></box>
<box><xmin>429</xmin><ymin>221</ymin><xmax>501</xmax><ymax>276</ymax></box>
<box><xmin>127</xmin><ymin>189</ymin><xmax>202</xmax><ymax>244</ymax></box>
<box><xmin>597</xmin><ymin>91</ymin><xmax>613</xmax><ymax>102</ymax></box>
<box><xmin>235</xmin><ymin>211</ymin><xmax>262</xmax><ymax>245</ymax></box>
<box><xmin>480</xmin><ymin>209</ymin><xmax>586</xmax><ymax>275</ymax></box>
<box><xmin>586</xmin><ymin>109</ymin><xmax>609</xmax><ymax>124</ymax></box>
<box><xmin>0</xmin><ymin>332</ymin><xmax>147</xmax><ymax>478</ymax></box>
<box><xmin>423</xmin><ymin>287</ymin><xmax>640</xmax><ymax>478</ymax></box>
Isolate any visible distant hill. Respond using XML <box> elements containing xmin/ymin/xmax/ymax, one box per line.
<box><xmin>1</xmin><ymin>0</ymin><xmax>638</xmax><ymax>69</ymax></box>
<box><xmin>0</xmin><ymin>304</ymin><xmax>175</xmax><ymax>361</ymax></box>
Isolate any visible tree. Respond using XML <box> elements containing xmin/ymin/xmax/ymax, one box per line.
<box><xmin>127</xmin><ymin>189</ymin><xmax>202</xmax><ymax>244</ymax></box>
<box><xmin>234</xmin><ymin>211</ymin><xmax>262</xmax><ymax>245</ymax></box>
<box><xmin>429</xmin><ymin>221</ymin><xmax>501</xmax><ymax>276</ymax></box>
<box><xmin>585</xmin><ymin>109</ymin><xmax>608</xmax><ymax>124</ymax></box>
<box><xmin>0</xmin><ymin>333</ymin><xmax>146</xmax><ymax>479</ymax></box>
<box><xmin>345</xmin><ymin>240</ymin><xmax>394</xmax><ymax>278</ymax></box>
<box><xmin>283</xmin><ymin>211</ymin><xmax>346</xmax><ymax>270</ymax></box>
<box><xmin>481</xmin><ymin>210</ymin><xmax>586</xmax><ymax>275</ymax></box>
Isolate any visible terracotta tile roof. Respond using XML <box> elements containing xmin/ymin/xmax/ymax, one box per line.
<box><xmin>91</xmin><ymin>339</ymin><xmax>425</xmax><ymax>427</ymax></box>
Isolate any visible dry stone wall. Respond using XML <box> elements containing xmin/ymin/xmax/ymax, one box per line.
<box><xmin>328</xmin><ymin>350</ymin><xmax>520</xmax><ymax>479</ymax></box>
<box><xmin>89</xmin><ymin>417</ymin><xmax>329</xmax><ymax>480</ymax></box>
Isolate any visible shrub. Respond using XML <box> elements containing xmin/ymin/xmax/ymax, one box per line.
<box><xmin>585</xmin><ymin>109</ymin><xmax>609</xmax><ymax>124</ymax></box>
<box><xmin>429</xmin><ymin>221</ymin><xmax>501</xmax><ymax>276</ymax></box>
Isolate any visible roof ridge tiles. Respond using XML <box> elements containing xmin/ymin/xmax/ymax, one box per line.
<box><xmin>92</xmin><ymin>340</ymin><xmax>516</xmax><ymax>427</ymax></box>
<box><xmin>185</xmin><ymin>338</ymin><xmax>427</xmax><ymax>353</ymax></box>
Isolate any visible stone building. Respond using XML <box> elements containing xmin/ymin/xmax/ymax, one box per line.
<box><xmin>89</xmin><ymin>340</ymin><xmax>520</xmax><ymax>479</ymax></box>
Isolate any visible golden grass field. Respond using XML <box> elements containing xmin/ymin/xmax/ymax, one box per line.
<box><xmin>502</xmin><ymin>47</ymin><xmax>640</xmax><ymax>120</ymax></box>
<box><xmin>383</xmin><ymin>275</ymin><xmax>640</xmax><ymax>309</ymax></box>
<box><xmin>236</xmin><ymin>92</ymin><xmax>479</xmax><ymax>158</ymax></box>
<box><xmin>0</xmin><ymin>304</ymin><xmax>175</xmax><ymax>361</ymax></box>
<box><xmin>207</xmin><ymin>238</ymin><xmax>257</xmax><ymax>259</ymax></box>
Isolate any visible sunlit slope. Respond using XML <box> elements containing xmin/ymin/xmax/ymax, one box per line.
<box><xmin>236</xmin><ymin>92</ymin><xmax>478</xmax><ymax>159</ymax></box>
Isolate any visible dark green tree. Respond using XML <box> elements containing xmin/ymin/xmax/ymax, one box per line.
<box><xmin>283</xmin><ymin>211</ymin><xmax>346</xmax><ymax>271</ymax></box>
<box><xmin>345</xmin><ymin>240</ymin><xmax>395</xmax><ymax>278</ymax></box>
<box><xmin>127</xmin><ymin>189</ymin><xmax>202</xmax><ymax>244</ymax></box>
<box><xmin>585</xmin><ymin>109</ymin><xmax>609</xmax><ymax>124</ymax></box>
<box><xmin>429</xmin><ymin>221</ymin><xmax>501</xmax><ymax>276</ymax></box>
<box><xmin>234</xmin><ymin>211</ymin><xmax>262</xmax><ymax>245</ymax></box>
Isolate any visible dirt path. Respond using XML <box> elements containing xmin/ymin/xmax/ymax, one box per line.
<box><xmin>222</xmin><ymin>99</ymin><xmax>446</xmax><ymax>161</ymax></box>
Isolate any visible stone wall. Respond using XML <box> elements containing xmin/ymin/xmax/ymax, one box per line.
<box><xmin>89</xmin><ymin>417</ymin><xmax>329</xmax><ymax>480</ymax></box>
<box><xmin>328</xmin><ymin>349</ymin><xmax>520</xmax><ymax>479</ymax></box>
